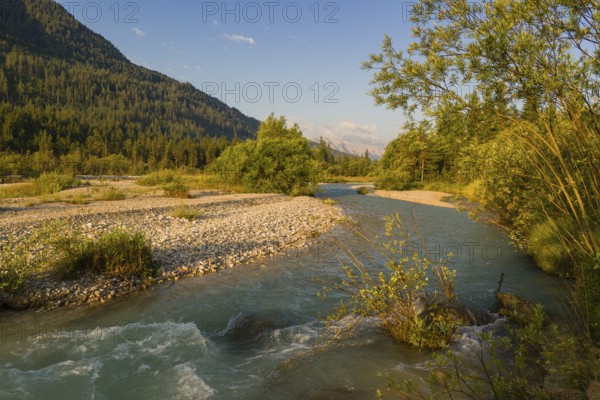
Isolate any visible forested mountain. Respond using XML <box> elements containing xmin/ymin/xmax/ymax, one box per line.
<box><xmin>0</xmin><ymin>0</ymin><xmax>260</xmax><ymax>173</ymax></box>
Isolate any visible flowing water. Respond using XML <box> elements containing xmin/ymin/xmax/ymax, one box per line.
<box><xmin>0</xmin><ymin>184</ymin><xmax>569</xmax><ymax>399</ymax></box>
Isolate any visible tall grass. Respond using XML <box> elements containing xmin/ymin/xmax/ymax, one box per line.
<box><xmin>51</xmin><ymin>230</ymin><xmax>156</xmax><ymax>279</ymax></box>
<box><xmin>505</xmin><ymin>114</ymin><xmax>600</xmax><ymax>338</ymax></box>
<box><xmin>1</xmin><ymin>224</ymin><xmax>156</xmax><ymax>299</ymax></box>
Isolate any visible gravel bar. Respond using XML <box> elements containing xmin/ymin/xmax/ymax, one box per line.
<box><xmin>0</xmin><ymin>192</ymin><xmax>342</xmax><ymax>311</ymax></box>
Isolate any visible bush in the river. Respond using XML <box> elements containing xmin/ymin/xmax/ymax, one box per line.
<box><xmin>52</xmin><ymin>229</ymin><xmax>156</xmax><ymax>279</ymax></box>
<box><xmin>356</xmin><ymin>186</ymin><xmax>370</xmax><ymax>195</ymax></box>
<box><xmin>381</xmin><ymin>301</ymin><xmax>600</xmax><ymax>399</ymax></box>
<box><xmin>162</xmin><ymin>179</ymin><xmax>190</xmax><ymax>198</ymax></box>
<box><xmin>332</xmin><ymin>213</ymin><xmax>463</xmax><ymax>350</ymax></box>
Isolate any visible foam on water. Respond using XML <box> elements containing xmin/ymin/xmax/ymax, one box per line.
<box><xmin>0</xmin><ymin>321</ymin><xmax>216</xmax><ymax>400</ymax></box>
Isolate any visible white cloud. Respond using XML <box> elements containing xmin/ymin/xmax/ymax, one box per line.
<box><xmin>132</xmin><ymin>28</ymin><xmax>146</xmax><ymax>38</ymax></box>
<box><xmin>300</xmin><ymin>120</ymin><xmax>388</xmax><ymax>157</ymax></box>
<box><xmin>162</xmin><ymin>42</ymin><xmax>191</xmax><ymax>57</ymax></box>
<box><xmin>223</xmin><ymin>33</ymin><xmax>256</xmax><ymax>45</ymax></box>
<box><xmin>195</xmin><ymin>65</ymin><xmax>204</xmax><ymax>72</ymax></box>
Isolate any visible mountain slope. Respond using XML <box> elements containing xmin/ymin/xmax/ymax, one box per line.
<box><xmin>0</xmin><ymin>0</ymin><xmax>259</xmax><ymax>170</ymax></box>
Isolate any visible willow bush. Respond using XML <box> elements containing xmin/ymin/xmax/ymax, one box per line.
<box><xmin>333</xmin><ymin>214</ymin><xmax>464</xmax><ymax>351</ymax></box>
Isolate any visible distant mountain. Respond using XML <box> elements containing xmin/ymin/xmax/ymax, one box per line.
<box><xmin>0</xmin><ymin>0</ymin><xmax>259</xmax><ymax>168</ymax></box>
<box><xmin>322</xmin><ymin>139</ymin><xmax>383</xmax><ymax>160</ymax></box>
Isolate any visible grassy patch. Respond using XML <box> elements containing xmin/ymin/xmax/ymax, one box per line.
<box><xmin>51</xmin><ymin>230</ymin><xmax>156</xmax><ymax>280</ymax></box>
<box><xmin>0</xmin><ymin>173</ymin><xmax>78</xmax><ymax>199</ymax></box>
<box><xmin>137</xmin><ymin>170</ymin><xmax>246</xmax><ymax>194</ymax></box>
<box><xmin>322</xmin><ymin>198</ymin><xmax>339</xmax><ymax>206</ymax></box>
<box><xmin>171</xmin><ymin>205</ymin><xmax>203</xmax><ymax>221</ymax></box>
<box><xmin>321</xmin><ymin>175</ymin><xmax>375</xmax><ymax>184</ymax></box>
<box><xmin>101</xmin><ymin>187</ymin><xmax>127</xmax><ymax>201</ymax></box>
<box><xmin>1</xmin><ymin>225</ymin><xmax>157</xmax><ymax>297</ymax></box>
<box><xmin>137</xmin><ymin>170</ymin><xmax>177</xmax><ymax>186</ymax></box>
<box><xmin>162</xmin><ymin>180</ymin><xmax>190</xmax><ymax>198</ymax></box>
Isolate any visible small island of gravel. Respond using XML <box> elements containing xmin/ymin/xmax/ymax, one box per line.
<box><xmin>0</xmin><ymin>183</ymin><xmax>342</xmax><ymax>311</ymax></box>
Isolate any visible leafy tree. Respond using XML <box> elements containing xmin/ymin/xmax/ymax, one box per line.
<box><xmin>211</xmin><ymin>114</ymin><xmax>317</xmax><ymax>195</ymax></box>
<box><xmin>363</xmin><ymin>0</ymin><xmax>600</xmax><ymax>336</ymax></box>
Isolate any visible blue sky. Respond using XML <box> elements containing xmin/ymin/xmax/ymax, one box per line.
<box><xmin>63</xmin><ymin>0</ymin><xmax>416</xmax><ymax>153</ymax></box>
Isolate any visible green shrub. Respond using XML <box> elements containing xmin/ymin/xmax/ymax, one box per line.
<box><xmin>0</xmin><ymin>224</ymin><xmax>61</xmax><ymax>294</ymax></box>
<box><xmin>34</xmin><ymin>172</ymin><xmax>77</xmax><ymax>195</ymax></box>
<box><xmin>210</xmin><ymin>114</ymin><xmax>317</xmax><ymax>196</ymax></box>
<box><xmin>384</xmin><ymin>303</ymin><xmax>600</xmax><ymax>400</ymax></box>
<box><xmin>137</xmin><ymin>170</ymin><xmax>176</xmax><ymax>186</ymax></box>
<box><xmin>332</xmin><ymin>213</ymin><xmax>462</xmax><ymax>350</ymax></box>
<box><xmin>527</xmin><ymin>219</ymin><xmax>574</xmax><ymax>277</ymax></box>
<box><xmin>162</xmin><ymin>179</ymin><xmax>190</xmax><ymax>198</ymax></box>
<box><xmin>101</xmin><ymin>187</ymin><xmax>126</xmax><ymax>201</ymax></box>
<box><xmin>0</xmin><ymin>173</ymin><xmax>77</xmax><ymax>198</ymax></box>
<box><xmin>171</xmin><ymin>205</ymin><xmax>203</xmax><ymax>221</ymax></box>
<box><xmin>52</xmin><ymin>230</ymin><xmax>156</xmax><ymax>279</ymax></box>
<box><xmin>1</xmin><ymin>236</ymin><xmax>43</xmax><ymax>293</ymax></box>
<box><xmin>356</xmin><ymin>186</ymin><xmax>370</xmax><ymax>195</ymax></box>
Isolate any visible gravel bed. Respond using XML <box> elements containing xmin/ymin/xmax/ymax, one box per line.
<box><xmin>0</xmin><ymin>192</ymin><xmax>342</xmax><ymax>310</ymax></box>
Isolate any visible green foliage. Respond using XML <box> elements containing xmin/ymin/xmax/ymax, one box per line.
<box><xmin>0</xmin><ymin>172</ymin><xmax>77</xmax><ymax>198</ymax></box>
<box><xmin>0</xmin><ymin>226</ymin><xmax>54</xmax><ymax>293</ymax></box>
<box><xmin>527</xmin><ymin>219</ymin><xmax>574</xmax><ymax>277</ymax></box>
<box><xmin>364</xmin><ymin>0</ymin><xmax>600</xmax><ymax>337</ymax></box>
<box><xmin>1</xmin><ymin>224</ymin><xmax>156</xmax><ymax>293</ymax></box>
<box><xmin>211</xmin><ymin>114</ymin><xmax>318</xmax><ymax>196</ymax></box>
<box><xmin>382</xmin><ymin>304</ymin><xmax>600</xmax><ymax>400</ymax></box>
<box><xmin>0</xmin><ymin>0</ymin><xmax>258</xmax><ymax>175</ymax></box>
<box><xmin>334</xmin><ymin>214</ymin><xmax>462</xmax><ymax>350</ymax></box>
<box><xmin>100</xmin><ymin>187</ymin><xmax>126</xmax><ymax>201</ymax></box>
<box><xmin>33</xmin><ymin>172</ymin><xmax>76</xmax><ymax>195</ymax></box>
<box><xmin>356</xmin><ymin>186</ymin><xmax>370</xmax><ymax>195</ymax></box>
<box><xmin>51</xmin><ymin>230</ymin><xmax>156</xmax><ymax>280</ymax></box>
<box><xmin>171</xmin><ymin>205</ymin><xmax>203</xmax><ymax>221</ymax></box>
<box><xmin>137</xmin><ymin>170</ymin><xmax>177</xmax><ymax>186</ymax></box>
<box><xmin>161</xmin><ymin>179</ymin><xmax>190</xmax><ymax>198</ymax></box>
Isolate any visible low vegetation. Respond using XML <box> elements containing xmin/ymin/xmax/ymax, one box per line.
<box><xmin>51</xmin><ymin>229</ymin><xmax>156</xmax><ymax>280</ymax></box>
<box><xmin>332</xmin><ymin>214</ymin><xmax>464</xmax><ymax>351</ymax></box>
<box><xmin>356</xmin><ymin>186</ymin><xmax>370</xmax><ymax>195</ymax></box>
<box><xmin>161</xmin><ymin>179</ymin><xmax>190</xmax><ymax>198</ymax></box>
<box><xmin>100</xmin><ymin>187</ymin><xmax>126</xmax><ymax>201</ymax></box>
<box><xmin>0</xmin><ymin>224</ymin><xmax>156</xmax><ymax>296</ymax></box>
<box><xmin>171</xmin><ymin>205</ymin><xmax>203</xmax><ymax>221</ymax></box>
<box><xmin>0</xmin><ymin>172</ymin><xmax>78</xmax><ymax>198</ymax></box>
<box><xmin>380</xmin><ymin>300</ymin><xmax>600</xmax><ymax>400</ymax></box>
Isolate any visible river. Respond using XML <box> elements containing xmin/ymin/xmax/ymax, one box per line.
<box><xmin>0</xmin><ymin>184</ymin><xmax>568</xmax><ymax>399</ymax></box>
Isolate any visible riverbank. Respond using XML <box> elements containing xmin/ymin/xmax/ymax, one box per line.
<box><xmin>371</xmin><ymin>188</ymin><xmax>455</xmax><ymax>209</ymax></box>
<box><xmin>0</xmin><ymin>191</ymin><xmax>342</xmax><ymax>311</ymax></box>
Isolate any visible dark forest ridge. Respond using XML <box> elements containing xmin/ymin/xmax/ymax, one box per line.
<box><xmin>0</xmin><ymin>0</ymin><xmax>259</xmax><ymax>171</ymax></box>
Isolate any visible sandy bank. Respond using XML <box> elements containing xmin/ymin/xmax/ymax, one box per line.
<box><xmin>372</xmin><ymin>189</ymin><xmax>455</xmax><ymax>209</ymax></box>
